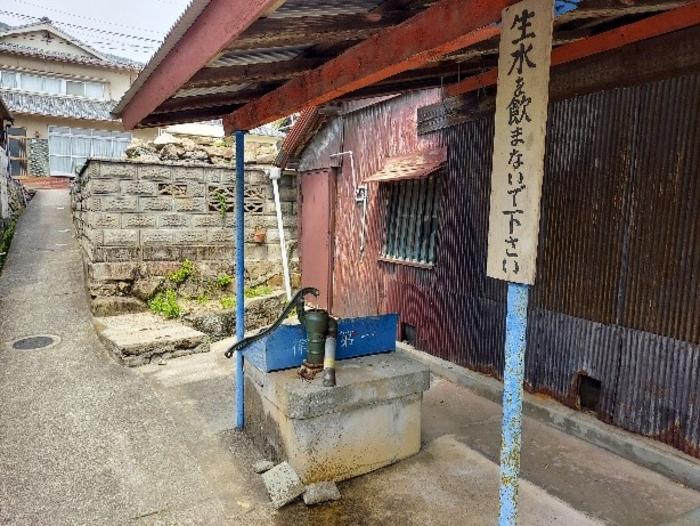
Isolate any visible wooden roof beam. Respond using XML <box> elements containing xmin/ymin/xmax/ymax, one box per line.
<box><xmin>119</xmin><ymin>0</ymin><xmax>281</xmax><ymax>130</ymax></box>
<box><xmin>154</xmin><ymin>86</ymin><xmax>280</xmax><ymax>113</ymax></box>
<box><xmin>447</xmin><ymin>1</ymin><xmax>700</xmax><ymax>97</ymax></box>
<box><xmin>187</xmin><ymin>59</ymin><xmax>323</xmax><ymax>88</ymax></box>
<box><xmin>227</xmin><ymin>10</ymin><xmax>421</xmax><ymax>51</ymax></box>
<box><xmin>223</xmin><ymin>0</ymin><xmax>512</xmax><ymax>132</ymax></box>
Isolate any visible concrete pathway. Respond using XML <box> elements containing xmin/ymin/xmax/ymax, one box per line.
<box><xmin>0</xmin><ymin>191</ymin><xmax>228</xmax><ymax>525</ymax></box>
<box><xmin>141</xmin><ymin>343</ymin><xmax>700</xmax><ymax>526</ymax></box>
<box><xmin>2</xmin><ymin>190</ymin><xmax>698</xmax><ymax>525</ymax></box>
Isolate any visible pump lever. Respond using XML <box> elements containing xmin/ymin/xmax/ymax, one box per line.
<box><xmin>224</xmin><ymin>287</ymin><xmax>319</xmax><ymax>359</ymax></box>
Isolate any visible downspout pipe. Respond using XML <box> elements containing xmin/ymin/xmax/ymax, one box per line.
<box><xmin>234</xmin><ymin>130</ymin><xmax>246</xmax><ymax>430</ymax></box>
<box><xmin>268</xmin><ymin>167</ymin><xmax>292</xmax><ymax>301</ymax></box>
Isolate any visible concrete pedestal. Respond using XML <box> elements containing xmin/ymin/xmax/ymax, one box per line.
<box><xmin>244</xmin><ymin>350</ymin><xmax>430</xmax><ymax>483</ymax></box>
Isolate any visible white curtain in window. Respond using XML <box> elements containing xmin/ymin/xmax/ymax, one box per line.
<box><xmin>49</xmin><ymin>135</ymin><xmax>72</xmax><ymax>156</ymax></box>
<box><xmin>0</xmin><ymin>71</ymin><xmax>17</xmax><ymax>89</ymax></box>
<box><xmin>42</xmin><ymin>77</ymin><xmax>62</xmax><ymax>95</ymax></box>
<box><xmin>21</xmin><ymin>74</ymin><xmax>42</xmax><ymax>92</ymax></box>
<box><xmin>66</xmin><ymin>80</ymin><xmax>84</xmax><ymax>97</ymax></box>
<box><xmin>85</xmin><ymin>82</ymin><xmax>105</xmax><ymax>100</ymax></box>
<box><xmin>48</xmin><ymin>128</ymin><xmax>132</xmax><ymax>176</ymax></box>
<box><xmin>49</xmin><ymin>156</ymin><xmax>72</xmax><ymax>175</ymax></box>
<box><xmin>91</xmin><ymin>137</ymin><xmax>113</xmax><ymax>158</ymax></box>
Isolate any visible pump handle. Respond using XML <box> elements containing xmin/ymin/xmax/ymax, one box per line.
<box><xmin>224</xmin><ymin>287</ymin><xmax>319</xmax><ymax>359</ymax></box>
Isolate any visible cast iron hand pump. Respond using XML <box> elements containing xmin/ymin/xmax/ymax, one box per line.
<box><xmin>224</xmin><ymin>287</ymin><xmax>319</xmax><ymax>359</ymax></box>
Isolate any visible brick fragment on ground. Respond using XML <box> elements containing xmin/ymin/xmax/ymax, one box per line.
<box><xmin>253</xmin><ymin>460</ymin><xmax>274</xmax><ymax>474</ymax></box>
<box><xmin>303</xmin><ymin>481</ymin><xmax>341</xmax><ymax>505</ymax></box>
<box><xmin>261</xmin><ymin>461</ymin><xmax>304</xmax><ymax>509</ymax></box>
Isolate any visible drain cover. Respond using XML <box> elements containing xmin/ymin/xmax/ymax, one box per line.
<box><xmin>10</xmin><ymin>335</ymin><xmax>59</xmax><ymax>350</ymax></box>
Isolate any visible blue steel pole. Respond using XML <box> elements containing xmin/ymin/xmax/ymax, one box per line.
<box><xmin>498</xmin><ymin>282</ymin><xmax>530</xmax><ymax>526</ymax></box>
<box><xmin>234</xmin><ymin>130</ymin><xmax>246</xmax><ymax>430</ymax></box>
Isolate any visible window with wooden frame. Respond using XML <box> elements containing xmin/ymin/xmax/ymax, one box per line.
<box><xmin>380</xmin><ymin>175</ymin><xmax>441</xmax><ymax>267</ymax></box>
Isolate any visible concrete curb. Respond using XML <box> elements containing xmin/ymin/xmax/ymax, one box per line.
<box><xmin>399</xmin><ymin>343</ymin><xmax>700</xmax><ymax>492</ymax></box>
<box><xmin>658</xmin><ymin>506</ymin><xmax>700</xmax><ymax>525</ymax></box>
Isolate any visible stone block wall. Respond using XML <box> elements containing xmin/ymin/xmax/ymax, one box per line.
<box><xmin>27</xmin><ymin>138</ymin><xmax>49</xmax><ymax>177</ymax></box>
<box><xmin>72</xmin><ymin>159</ymin><xmax>298</xmax><ymax>306</ymax></box>
<box><xmin>1</xmin><ymin>147</ymin><xmax>25</xmax><ymax>221</ymax></box>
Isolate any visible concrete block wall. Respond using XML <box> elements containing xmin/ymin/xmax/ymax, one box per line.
<box><xmin>72</xmin><ymin>159</ymin><xmax>298</xmax><ymax>302</ymax></box>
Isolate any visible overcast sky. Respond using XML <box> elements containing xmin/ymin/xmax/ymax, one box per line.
<box><xmin>0</xmin><ymin>0</ymin><xmax>191</xmax><ymax>63</ymax></box>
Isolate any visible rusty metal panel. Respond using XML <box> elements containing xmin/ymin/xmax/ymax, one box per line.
<box><xmin>533</xmin><ymin>88</ymin><xmax>636</xmax><ymax>324</ymax></box>
<box><xmin>300</xmin><ymin>169</ymin><xmax>334</xmax><ymax>310</ymax></box>
<box><xmin>614</xmin><ymin>331</ymin><xmax>700</xmax><ymax>457</ymax></box>
<box><xmin>619</xmin><ymin>74</ymin><xmax>700</xmax><ymax>343</ymax></box>
<box><xmin>305</xmin><ymin>76</ymin><xmax>700</xmax><ymax>457</ymax></box>
<box><xmin>525</xmin><ymin>310</ymin><xmax>622</xmax><ymax>421</ymax></box>
<box><xmin>331</xmin><ymin>89</ymin><xmax>443</xmax><ymax>318</ymax></box>
<box><xmin>297</xmin><ymin>118</ymin><xmax>344</xmax><ymax>172</ymax></box>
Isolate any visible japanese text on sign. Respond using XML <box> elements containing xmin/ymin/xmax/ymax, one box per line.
<box><xmin>486</xmin><ymin>0</ymin><xmax>553</xmax><ymax>284</ymax></box>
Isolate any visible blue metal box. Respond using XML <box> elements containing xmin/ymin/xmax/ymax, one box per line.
<box><xmin>242</xmin><ymin>314</ymin><xmax>398</xmax><ymax>373</ymax></box>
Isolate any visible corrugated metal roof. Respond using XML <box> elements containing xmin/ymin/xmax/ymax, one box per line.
<box><xmin>173</xmin><ymin>83</ymin><xmax>250</xmax><ymax>98</ymax></box>
<box><xmin>0</xmin><ymin>90</ymin><xmax>117</xmax><ymax>121</ymax></box>
<box><xmin>267</xmin><ymin>0</ymin><xmax>383</xmax><ymax>18</ymax></box>
<box><xmin>211</xmin><ymin>46</ymin><xmax>310</xmax><ymax>67</ymax></box>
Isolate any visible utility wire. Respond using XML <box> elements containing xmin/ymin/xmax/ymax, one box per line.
<box><xmin>0</xmin><ymin>9</ymin><xmax>163</xmax><ymax>43</ymax></box>
<box><xmin>5</xmin><ymin>0</ymin><xmax>163</xmax><ymax>36</ymax></box>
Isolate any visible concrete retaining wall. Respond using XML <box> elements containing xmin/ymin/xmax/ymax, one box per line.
<box><xmin>71</xmin><ymin>159</ymin><xmax>298</xmax><ymax>308</ymax></box>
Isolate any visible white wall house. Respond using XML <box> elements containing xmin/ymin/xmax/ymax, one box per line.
<box><xmin>0</xmin><ymin>18</ymin><xmax>156</xmax><ymax>177</ymax></box>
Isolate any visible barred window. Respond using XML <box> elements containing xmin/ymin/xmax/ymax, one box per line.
<box><xmin>381</xmin><ymin>176</ymin><xmax>440</xmax><ymax>266</ymax></box>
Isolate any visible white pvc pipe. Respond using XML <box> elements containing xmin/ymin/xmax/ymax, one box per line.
<box><xmin>269</xmin><ymin>167</ymin><xmax>292</xmax><ymax>301</ymax></box>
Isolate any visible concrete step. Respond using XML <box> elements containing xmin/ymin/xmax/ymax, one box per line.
<box><xmin>94</xmin><ymin>312</ymin><xmax>210</xmax><ymax>367</ymax></box>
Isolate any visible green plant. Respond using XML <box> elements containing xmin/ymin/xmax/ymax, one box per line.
<box><xmin>148</xmin><ymin>290</ymin><xmax>181</xmax><ymax>319</ymax></box>
<box><xmin>167</xmin><ymin>259</ymin><xmax>195</xmax><ymax>285</ymax></box>
<box><xmin>195</xmin><ymin>292</ymin><xmax>209</xmax><ymax>305</ymax></box>
<box><xmin>214</xmin><ymin>191</ymin><xmax>228</xmax><ymax>220</ymax></box>
<box><xmin>219</xmin><ymin>295</ymin><xmax>236</xmax><ymax>310</ymax></box>
<box><xmin>216</xmin><ymin>273</ymin><xmax>233</xmax><ymax>288</ymax></box>
<box><xmin>0</xmin><ymin>218</ymin><xmax>17</xmax><ymax>273</ymax></box>
<box><xmin>245</xmin><ymin>285</ymin><xmax>273</xmax><ymax>298</ymax></box>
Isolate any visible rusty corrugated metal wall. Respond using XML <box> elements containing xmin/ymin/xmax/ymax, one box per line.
<box><xmin>298</xmin><ymin>75</ymin><xmax>700</xmax><ymax>457</ymax></box>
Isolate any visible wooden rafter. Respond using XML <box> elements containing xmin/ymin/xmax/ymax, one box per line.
<box><xmin>187</xmin><ymin>59</ymin><xmax>323</xmax><ymax>88</ymax></box>
<box><xmin>153</xmin><ymin>86</ymin><xmax>280</xmax><ymax>114</ymax></box>
<box><xmin>227</xmin><ymin>10</ymin><xmax>422</xmax><ymax>51</ymax></box>
<box><xmin>447</xmin><ymin>1</ymin><xmax>700</xmax><ymax>97</ymax></box>
<box><xmin>223</xmin><ymin>0</ymin><xmax>512</xmax><ymax>132</ymax></box>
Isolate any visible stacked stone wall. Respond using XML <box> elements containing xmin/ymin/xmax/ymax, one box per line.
<box><xmin>1</xmin><ymin>148</ymin><xmax>25</xmax><ymax>220</ymax></box>
<box><xmin>72</xmin><ymin>159</ymin><xmax>298</xmax><ymax>309</ymax></box>
<box><xmin>27</xmin><ymin>138</ymin><xmax>49</xmax><ymax>177</ymax></box>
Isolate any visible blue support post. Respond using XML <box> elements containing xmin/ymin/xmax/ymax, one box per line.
<box><xmin>498</xmin><ymin>282</ymin><xmax>530</xmax><ymax>525</ymax></box>
<box><xmin>234</xmin><ymin>130</ymin><xmax>246</xmax><ymax>430</ymax></box>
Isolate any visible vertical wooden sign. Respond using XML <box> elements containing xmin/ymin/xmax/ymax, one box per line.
<box><xmin>486</xmin><ymin>0</ymin><xmax>554</xmax><ymax>284</ymax></box>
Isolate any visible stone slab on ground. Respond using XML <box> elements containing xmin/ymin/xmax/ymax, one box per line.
<box><xmin>303</xmin><ymin>481</ymin><xmax>341</xmax><ymax>505</ymax></box>
<box><xmin>94</xmin><ymin>312</ymin><xmax>209</xmax><ymax>366</ymax></box>
<box><xmin>253</xmin><ymin>460</ymin><xmax>275</xmax><ymax>474</ymax></box>
<box><xmin>261</xmin><ymin>462</ymin><xmax>304</xmax><ymax>509</ymax></box>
